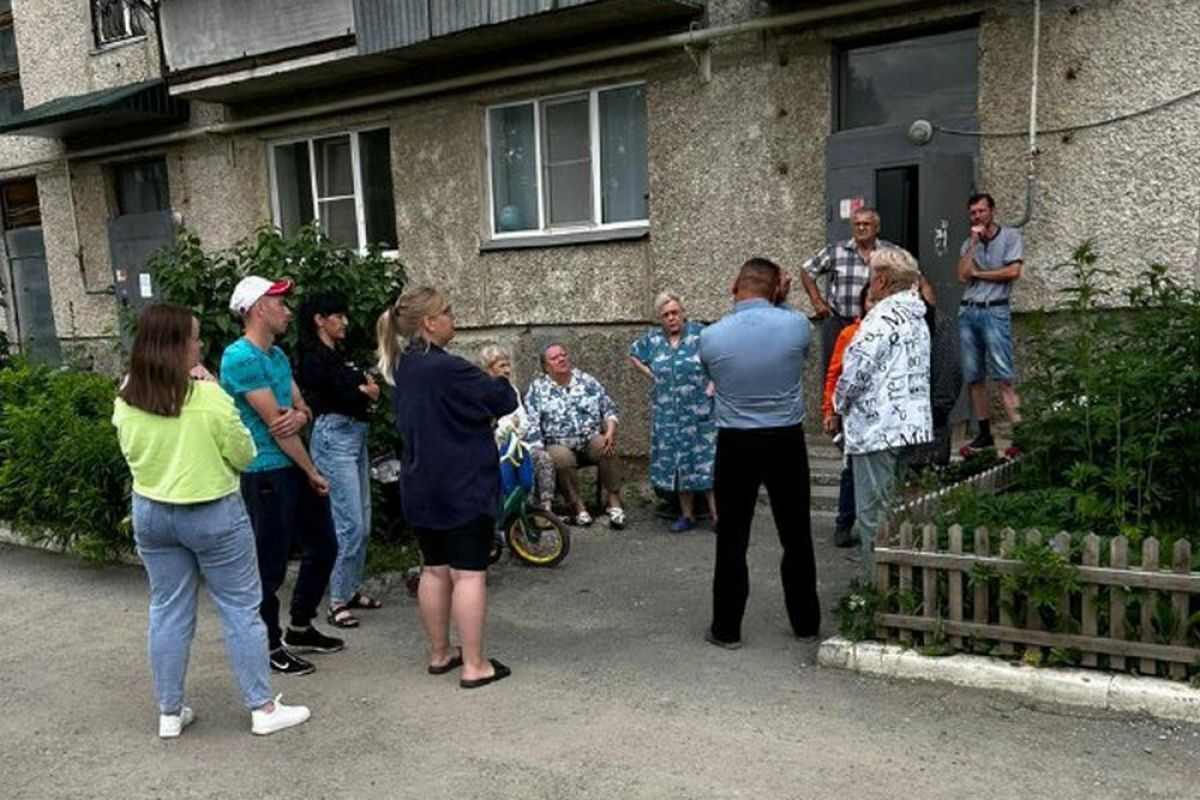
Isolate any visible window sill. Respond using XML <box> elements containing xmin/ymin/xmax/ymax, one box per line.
<box><xmin>91</xmin><ymin>35</ymin><xmax>148</xmax><ymax>55</ymax></box>
<box><xmin>480</xmin><ymin>225</ymin><xmax>648</xmax><ymax>252</ymax></box>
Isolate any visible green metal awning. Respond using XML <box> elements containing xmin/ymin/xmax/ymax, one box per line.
<box><xmin>0</xmin><ymin>79</ymin><xmax>189</xmax><ymax>138</ymax></box>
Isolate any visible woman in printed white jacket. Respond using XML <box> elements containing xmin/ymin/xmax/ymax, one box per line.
<box><xmin>833</xmin><ymin>248</ymin><xmax>933</xmax><ymax>576</ymax></box>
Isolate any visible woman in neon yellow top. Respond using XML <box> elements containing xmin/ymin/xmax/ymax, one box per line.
<box><xmin>112</xmin><ymin>304</ymin><xmax>310</xmax><ymax>738</ymax></box>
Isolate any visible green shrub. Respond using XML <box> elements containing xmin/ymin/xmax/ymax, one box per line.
<box><xmin>1015</xmin><ymin>242</ymin><xmax>1200</xmax><ymax>540</ymax></box>
<box><xmin>0</xmin><ymin>360</ymin><xmax>130</xmax><ymax>562</ymax></box>
<box><xmin>144</xmin><ymin>223</ymin><xmax>406</xmax><ymax>374</ymax></box>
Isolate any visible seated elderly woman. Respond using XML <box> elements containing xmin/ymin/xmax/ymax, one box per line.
<box><xmin>479</xmin><ymin>345</ymin><xmax>556</xmax><ymax>511</ymax></box>
<box><xmin>629</xmin><ymin>291</ymin><xmax>717</xmax><ymax>533</ymax></box>
<box><xmin>524</xmin><ymin>343</ymin><xmax>625</xmax><ymax>529</ymax></box>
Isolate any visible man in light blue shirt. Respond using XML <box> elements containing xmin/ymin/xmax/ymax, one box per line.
<box><xmin>698</xmin><ymin>258</ymin><xmax>821</xmax><ymax>649</ymax></box>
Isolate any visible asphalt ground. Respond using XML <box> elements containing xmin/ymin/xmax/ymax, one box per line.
<box><xmin>2</xmin><ymin>505</ymin><xmax>1198</xmax><ymax>800</ymax></box>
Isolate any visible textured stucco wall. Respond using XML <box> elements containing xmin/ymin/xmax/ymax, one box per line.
<box><xmin>12</xmin><ymin>0</ymin><xmax>159</xmax><ymax>107</ymax></box>
<box><xmin>978</xmin><ymin>0</ymin><xmax>1200</xmax><ymax>306</ymax></box>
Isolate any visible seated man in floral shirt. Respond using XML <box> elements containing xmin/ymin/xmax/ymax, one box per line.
<box><xmin>524</xmin><ymin>343</ymin><xmax>625</xmax><ymax>529</ymax></box>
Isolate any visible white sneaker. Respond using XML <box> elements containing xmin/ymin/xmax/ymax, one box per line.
<box><xmin>251</xmin><ymin>694</ymin><xmax>311</xmax><ymax>736</ymax></box>
<box><xmin>158</xmin><ymin>706</ymin><xmax>196</xmax><ymax>739</ymax></box>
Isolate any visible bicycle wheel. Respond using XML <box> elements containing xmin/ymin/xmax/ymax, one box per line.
<box><xmin>505</xmin><ymin>509</ymin><xmax>570</xmax><ymax>567</ymax></box>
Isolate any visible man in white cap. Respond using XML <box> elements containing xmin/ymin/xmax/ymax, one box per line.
<box><xmin>220</xmin><ymin>276</ymin><xmax>342</xmax><ymax>676</ymax></box>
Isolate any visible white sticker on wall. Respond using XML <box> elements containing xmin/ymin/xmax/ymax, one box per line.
<box><xmin>839</xmin><ymin>197</ymin><xmax>865</xmax><ymax>220</ymax></box>
<box><xmin>138</xmin><ymin>273</ymin><xmax>153</xmax><ymax>298</ymax></box>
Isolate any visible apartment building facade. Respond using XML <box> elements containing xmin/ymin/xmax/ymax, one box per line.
<box><xmin>0</xmin><ymin>0</ymin><xmax>1195</xmax><ymax>450</ymax></box>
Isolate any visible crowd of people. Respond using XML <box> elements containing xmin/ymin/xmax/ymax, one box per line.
<box><xmin>110</xmin><ymin>191</ymin><xmax>1023</xmax><ymax>738</ymax></box>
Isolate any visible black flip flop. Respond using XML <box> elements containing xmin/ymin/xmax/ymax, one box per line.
<box><xmin>459</xmin><ymin>659</ymin><xmax>511</xmax><ymax>689</ymax></box>
<box><xmin>427</xmin><ymin>647</ymin><xmax>463</xmax><ymax>675</ymax></box>
<box><xmin>347</xmin><ymin>592</ymin><xmax>383</xmax><ymax>610</ymax></box>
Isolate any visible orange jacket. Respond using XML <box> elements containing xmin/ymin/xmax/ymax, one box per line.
<box><xmin>822</xmin><ymin>319</ymin><xmax>861</xmax><ymax>419</ymax></box>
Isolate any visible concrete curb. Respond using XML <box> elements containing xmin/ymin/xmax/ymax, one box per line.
<box><xmin>818</xmin><ymin>636</ymin><xmax>1200</xmax><ymax>724</ymax></box>
<box><xmin>0</xmin><ymin>524</ymin><xmax>142</xmax><ymax>566</ymax></box>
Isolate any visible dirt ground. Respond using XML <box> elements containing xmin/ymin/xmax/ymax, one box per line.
<box><xmin>2</xmin><ymin>507</ymin><xmax>1198</xmax><ymax>800</ymax></box>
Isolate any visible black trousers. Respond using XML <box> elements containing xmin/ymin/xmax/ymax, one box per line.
<box><xmin>241</xmin><ymin>466</ymin><xmax>338</xmax><ymax>650</ymax></box>
<box><xmin>710</xmin><ymin>425</ymin><xmax>820</xmax><ymax>642</ymax></box>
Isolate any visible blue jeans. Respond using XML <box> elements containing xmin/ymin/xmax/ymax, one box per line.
<box><xmin>958</xmin><ymin>304</ymin><xmax>1015</xmax><ymax>383</ymax></box>
<box><xmin>850</xmin><ymin>448</ymin><xmax>900</xmax><ymax>578</ymax></box>
<box><xmin>311</xmin><ymin>414</ymin><xmax>371</xmax><ymax>605</ymax></box>
<box><xmin>132</xmin><ymin>492</ymin><xmax>272</xmax><ymax>713</ymax></box>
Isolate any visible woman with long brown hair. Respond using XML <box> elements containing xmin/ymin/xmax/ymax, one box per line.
<box><xmin>113</xmin><ymin>303</ymin><xmax>310</xmax><ymax>737</ymax></box>
<box><xmin>377</xmin><ymin>287</ymin><xmax>517</xmax><ymax>688</ymax></box>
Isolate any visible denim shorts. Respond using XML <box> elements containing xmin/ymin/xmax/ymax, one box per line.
<box><xmin>958</xmin><ymin>304</ymin><xmax>1016</xmax><ymax>383</ymax></box>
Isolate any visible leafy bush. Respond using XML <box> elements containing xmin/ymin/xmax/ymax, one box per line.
<box><xmin>144</xmin><ymin>223</ymin><xmax>406</xmax><ymax>374</ymax></box>
<box><xmin>0</xmin><ymin>360</ymin><xmax>130</xmax><ymax>562</ymax></box>
<box><xmin>1015</xmin><ymin>242</ymin><xmax>1200</xmax><ymax>540</ymax></box>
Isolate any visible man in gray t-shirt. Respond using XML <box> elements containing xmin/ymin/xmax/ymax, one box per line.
<box><xmin>956</xmin><ymin>192</ymin><xmax>1023</xmax><ymax>454</ymax></box>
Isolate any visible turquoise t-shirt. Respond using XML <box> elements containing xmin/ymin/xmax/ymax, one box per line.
<box><xmin>219</xmin><ymin>337</ymin><xmax>295</xmax><ymax>473</ymax></box>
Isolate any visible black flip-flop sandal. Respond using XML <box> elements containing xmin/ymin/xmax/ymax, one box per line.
<box><xmin>428</xmin><ymin>647</ymin><xmax>463</xmax><ymax>675</ymax></box>
<box><xmin>347</xmin><ymin>592</ymin><xmax>383</xmax><ymax>610</ymax></box>
<box><xmin>327</xmin><ymin>605</ymin><xmax>359</xmax><ymax>629</ymax></box>
<box><xmin>460</xmin><ymin>659</ymin><xmax>511</xmax><ymax>689</ymax></box>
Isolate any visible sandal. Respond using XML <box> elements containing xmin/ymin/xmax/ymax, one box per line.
<box><xmin>327</xmin><ymin>604</ymin><xmax>359</xmax><ymax>629</ymax></box>
<box><xmin>571</xmin><ymin>510</ymin><xmax>593</xmax><ymax>527</ymax></box>
<box><xmin>346</xmin><ymin>592</ymin><xmax>383</xmax><ymax>610</ymax></box>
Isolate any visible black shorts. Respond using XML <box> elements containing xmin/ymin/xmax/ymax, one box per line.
<box><xmin>415</xmin><ymin>515</ymin><xmax>494</xmax><ymax>571</ymax></box>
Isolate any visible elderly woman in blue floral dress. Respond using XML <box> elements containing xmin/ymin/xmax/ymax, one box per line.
<box><xmin>629</xmin><ymin>291</ymin><xmax>717</xmax><ymax>532</ymax></box>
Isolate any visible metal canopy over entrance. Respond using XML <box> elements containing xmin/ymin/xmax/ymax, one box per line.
<box><xmin>0</xmin><ymin>80</ymin><xmax>189</xmax><ymax>138</ymax></box>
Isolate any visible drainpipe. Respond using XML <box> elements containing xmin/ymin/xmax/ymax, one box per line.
<box><xmin>1</xmin><ymin>0</ymin><xmax>925</xmax><ymax>173</ymax></box>
<box><xmin>1010</xmin><ymin>0</ymin><xmax>1041</xmax><ymax>228</ymax></box>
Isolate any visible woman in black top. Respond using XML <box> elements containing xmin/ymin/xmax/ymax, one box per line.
<box><xmin>298</xmin><ymin>293</ymin><xmax>382</xmax><ymax>629</ymax></box>
<box><xmin>376</xmin><ymin>286</ymin><xmax>517</xmax><ymax>688</ymax></box>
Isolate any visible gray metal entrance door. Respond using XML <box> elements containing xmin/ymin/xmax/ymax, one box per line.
<box><xmin>824</xmin><ymin>120</ymin><xmax>977</xmax><ymax>321</ymax></box>
<box><xmin>6</xmin><ymin>226</ymin><xmax>61</xmax><ymax>363</ymax></box>
<box><xmin>824</xmin><ymin>121</ymin><xmax>977</xmax><ymax>423</ymax></box>
<box><xmin>107</xmin><ymin>210</ymin><xmax>176</xmax><ymax>312</ymax></box>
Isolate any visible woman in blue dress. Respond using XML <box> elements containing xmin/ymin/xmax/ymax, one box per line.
<box><xmin>629</xmin><ymin>291</ymin><xmax>717</xmax><ymax>532</ymax></box>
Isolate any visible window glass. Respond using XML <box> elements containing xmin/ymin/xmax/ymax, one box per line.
<box><xmin>313</xmin><ymin>135</ymin><xmax>354</xmax><ymax>199</ymax></box>
<box><xmin>318</xmin><ymin>198</ymin><xmax>358</xmax><ymax>249</ymax></box>
<box><xmin>0</xmin><ymin>83</ymin><xmax>21</xmax><ymax>120</ymax></box>
<box><xmin>599</xmin><ymin>85</ymin><xmax>648</xmax><ymax>224</ymax></box>
<box><xmin>359</xmin><ymin>128</ymin><xmax>397</xmax><ymax>248</ymax></box>
<box><xmin>0</xmin><ymin>25</ymin><xmax>16</xmax><ymax>74</ymax></box>
<box><xmin>113</xmin><ymin>158</ymin><xmax>170</xmax><ymax>216</ymax></box>
<box><xmin>271</xmin><ymin>130</ymin><xmax>396</xmax><ymax>252</ymax></box>
<box><xmin>273</xmin><ymin>142</ymin><xmax>314</xmax><ymax>237</ymax></box>
<box><xmin>93</xmin><ymin>1</ymin><xmax>144</xmax><ymax>46</ymax></box>
<box><xmin>839</xmin><ymin>28</ymin><xmax>978</xmax><ymax>131</ymax></box>
<box><xmin>489</xmin><ymin>104</ymin><xmax>538</xmax><ymax>232</ymax></box>
<box><xmin>542</xmin><ymin>96</ymin><xmax>591</xmax><ymax>226</ymax></box>
<box><xmin>1</xmin><ymin>179</ymin><xmax>40</xmax><ymax>230</ymax></box>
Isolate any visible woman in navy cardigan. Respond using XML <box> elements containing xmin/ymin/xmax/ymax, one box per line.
<box><xmin>376</xmin><ymin>286</ymin><xmax>517</xmax><ymax>689</ymax></box>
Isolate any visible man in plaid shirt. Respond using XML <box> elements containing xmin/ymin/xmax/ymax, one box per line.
<box><xmin>799</xmin><ymin>206</ymin><xmax>892</xmax><ymax>549</ymax></box>
<box><xmin>799</xmin><ymin>206</ymin><xmax>893</xmax><ymax>373</ymax></box>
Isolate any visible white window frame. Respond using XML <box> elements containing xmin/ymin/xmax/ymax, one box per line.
<box><xmin>267</xmin><ymin>126</ymin><xmax>397</xmax><ymax>257</ymax></box>
<box><xmin>485</xmin><ymin>80</ymin><xmax>648</xmax><ymax>240</ymax></box>
<box><xmin>92</xmin><ymin>0</ymin><xmax>146</xmax><ymax>48</ymax></box>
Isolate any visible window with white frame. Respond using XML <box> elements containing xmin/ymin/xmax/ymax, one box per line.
<box><xmin>92</xmin><ymin>0</ymin><xmax>146</xmax><ymax>47</ymax></box>
<box><xmin>270</xmin><ymin>128</ymin><xmax>397</xmax><ymax>252</ymax></box>
<box><xmin>487</xmin><ymin>82</ymin><xmax>648</xmax><ymax>237</ymax></box>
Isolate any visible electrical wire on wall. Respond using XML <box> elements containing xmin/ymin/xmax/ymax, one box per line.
<box><xmin>935</xmin><ymin>84</ymin><xmax>1200</xmax><ymax>140</ymax></box>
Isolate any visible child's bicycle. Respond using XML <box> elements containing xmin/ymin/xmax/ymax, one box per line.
<box><xmin>489</xmin><ymin>432</ymin><xmax>570</xmax><ymax>567</ymax></box>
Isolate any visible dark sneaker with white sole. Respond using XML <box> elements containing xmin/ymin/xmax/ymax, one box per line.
<box><xmin>269</xmin><ymin>647</ymin><xmax>315</xmax><ymax>675</ymax></box>
<box><xmin>282</xmin><ymin>625</ymin><xmax>345</xmax><ymax>654</ymax></box>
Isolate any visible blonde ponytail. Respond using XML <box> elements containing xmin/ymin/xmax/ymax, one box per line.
<box><xmin>374</xmin><ymin>286</ymin><xmax>449</xmax><ymax>384</ymax></box>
